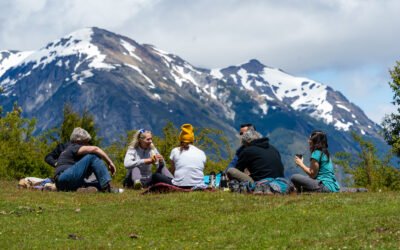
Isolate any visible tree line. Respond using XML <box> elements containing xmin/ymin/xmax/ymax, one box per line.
<box><xmin>0</xmin><ymin>103</ymin><xmax>233</xmax><ymax>183</ymax></box>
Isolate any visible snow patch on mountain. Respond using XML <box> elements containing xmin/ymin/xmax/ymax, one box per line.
<box><xmin>17</xmin><ymin>28</ymin><xmax>114</xmax><ymax>74</ymax></box>
<box><xmin>336</xmin><ymin>103</ymin><xmax>351</xmax><ymax>112</ymax></box>
<box><xmin>124</xmin><ymin>63</ymin><xmax>155</xmax><ymax>88</ymax></box>
<box><xmin>72</xmin><ymin>69</ymin><xmax>94</xmax><ymax>85</ymax></box>
<box><xmin>334</xmin><ymin>120</ymin><xmax>353</xmax><ymax>131</ymax></box>
<box><xmin>120</xmin><ymin>39</ymin><xmax>142</xmax><ymax>62</ymax></box>
<box><xmin>238</xmin><ymin>68</ymin><xmax>254</xmax><ymax>91</ymax></box>
<box><xmin>0</xmin><ymin>51</ymin><xmax>34</xmax><ymax>76</ymax></box>
<box><xmin>259</xmin><ymin>103</ymin><xmax>268</xmax><ymax>115</ymax></box>
<box><xmin>151</xmin><ymin>47</ymin><xmax>173</xmax><ymax>67</ymax></box>
<box><xmin>260</xmin><ymin>67</ymin><xmax>336</xmax><ymax>124</ymax></box>
<box><xmin>153</xmin><ymin>93</ymin><xmax>161</xmax><ymax>100</ymax></box>
<box><xmin>210</xmin><ymin>69</ymin><xmax>223</xmax><ymax>79</ymax></box>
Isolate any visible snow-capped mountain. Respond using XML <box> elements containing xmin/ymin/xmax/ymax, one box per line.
<box><xmin>0</xmin><ymin>27</ymin><xmax>236</xmax><ymax>140</ymax></box>
<box><xmin>209</xmin><ymin>59</ymin><xmax>379</xmax><ymax>137</ymax></box>
<box><xmin>0</xmin><ymin>27</ymin><xmax>386</xmax><ymax>173</ymax></box>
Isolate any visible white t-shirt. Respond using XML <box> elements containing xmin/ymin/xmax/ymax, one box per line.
<box><xmin>169</xmin><ymin>145</ymin><xmax>206</xmax><ymax>186</ymax></box>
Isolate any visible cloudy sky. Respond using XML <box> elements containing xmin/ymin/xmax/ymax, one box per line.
<box><xmin>1</xmin><ymin>0</ymin><xmax>399</xmax><ymax>123</ymax></box>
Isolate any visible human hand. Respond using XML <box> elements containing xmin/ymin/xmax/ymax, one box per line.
<box><xmin>294</xmin><ymin>156</ymin><xmax>303</xmax><ymax>166</ymax></box>
<box><xmin>155</xmin><ymin>154</ymin><xmax>163</xmax><ymax>162</ymax></box>
<box><xmin>109</xmin><ymin>163</ymin><xmax>116</xmax><ymax>176</ymax></box>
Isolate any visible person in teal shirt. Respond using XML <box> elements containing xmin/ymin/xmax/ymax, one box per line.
<box><xmin>291</xmin><ymin>130</ymin><xmax>340</xmax><ymax>193</ymax></box>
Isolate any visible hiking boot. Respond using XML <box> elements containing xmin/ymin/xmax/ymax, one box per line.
<box><xmin>228</xmin><ymin>180</ymin><xmax>240</xmax><ymax>193</ymax></box>
<box><xmin>77</xmin><ymin>186</ymin><xmax>98</xmax><ymax>193</ymax></box>
<box><xmin>133</xmin><ymin>180</ymin><xmax>143</xmax><ymax>190</ymax></box>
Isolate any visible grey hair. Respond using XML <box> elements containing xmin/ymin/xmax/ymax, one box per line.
<box><xmin>70</xmin><ymin>127</ymin><xmax>91</xmax><ymax>143</ymax></box>
<box><xmin>241</xmin><ymin>128</ymin><xmax>261</xmax><ymax>145</ymax></box>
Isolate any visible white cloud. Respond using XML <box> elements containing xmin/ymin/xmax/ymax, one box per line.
<box><xmin>0</xmin><ymin>0</ymin><xmax>158</xmax><ymax>50</ymax></box>
<box><xmin>0</xmin><ymin>0</ymin><xmax>399</xmax><ymax>123</ymax></box>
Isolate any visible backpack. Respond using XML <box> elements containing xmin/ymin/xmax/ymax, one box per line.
<box><xmin>255</xmin><ymin>177</ymin><xmax>295</xmax><ymax>194</ymax></box>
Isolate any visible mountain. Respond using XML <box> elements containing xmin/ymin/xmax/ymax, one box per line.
<box><xmin>0</xmin><ymin>27</ymin><xmax>388</xmax><ymax>175</ymax></box>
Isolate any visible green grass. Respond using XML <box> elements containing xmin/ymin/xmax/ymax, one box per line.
<box><xmin>1</xmin><ymin>181</ymin><xmax>400</xmax><ymax>249</ymax></box>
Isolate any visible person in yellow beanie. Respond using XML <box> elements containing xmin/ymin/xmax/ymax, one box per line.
<box><xmin>179</xmin><ymin>124</ymin><xmax>195</xmax><ymax>143</ymax></box>
<box><xmin>152</xmin><ymin>124</ymin><xmax>207</xmax><ymax>189</ymax></box>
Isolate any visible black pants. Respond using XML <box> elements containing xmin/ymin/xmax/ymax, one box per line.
<box><xmin>151</xmin><ymin>173</ymin><xmax>193</xmax><ymax>189</ymax></box>
<box><xmin>152</xmin><ymin>173</ymin><xmax>173</xmax><ymax>185</ymax></box>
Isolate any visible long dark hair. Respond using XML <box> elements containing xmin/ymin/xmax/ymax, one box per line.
<box><xmin>309</xmin><ymin>130</ymin><xmax>330</xmax><ymax>160</ymax></box>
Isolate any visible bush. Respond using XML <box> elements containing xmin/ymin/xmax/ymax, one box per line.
<box><xmin>334</xmin><ymin>132</ymin><xmax>400</xmax><ymax>191</ymax></box>
<box><xmin>0</xmin><ymin>104</ymin><xmax>52</xmax><ymax>179</ymax></box>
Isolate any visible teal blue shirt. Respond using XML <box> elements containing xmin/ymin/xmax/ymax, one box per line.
<box><xmin>311</xmin><ymin>150</ymin><xmax>340</xmax><ymax>192</ymax></box>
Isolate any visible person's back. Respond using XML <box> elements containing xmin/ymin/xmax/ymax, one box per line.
<box><xmin>151</xmin><ymin>123</ymin><xmax>206</xmax><ymax>188</ymax></box>
<box><xmin>312</xmin><ymin>150</ymin><xmax>340</xmax><ymax>192</ymax></box>
<box><xmin>237</xmin><ymin>137</ymin><xmax>284</xmax><ymax>181</ymax></box>
<box><xmin>170</xmin><ymin>144</ymin><xmax>206</xmax><ymax>186</ymax></box>
<box><xmin>45</xmin><ymin>142</ymin><xmax>71</xmax><ymax>168</ymax></box>
<box><xmin>55</xmin><ymin>143</ymin><xmax>84</xmax><ymax>176</ymax></box>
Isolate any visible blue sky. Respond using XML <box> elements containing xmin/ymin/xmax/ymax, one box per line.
<box><xmin>0</xmin><ymin>0</ymin><xmax>399</xmax><ymax>124</ymax></box>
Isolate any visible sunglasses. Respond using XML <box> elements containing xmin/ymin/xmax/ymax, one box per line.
<box><xmin>138</xmin><ymin>129</ymin><xmax>151</xmax><ymax>136</ymax></box>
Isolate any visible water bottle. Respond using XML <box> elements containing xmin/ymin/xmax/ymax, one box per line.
<box><xmin>209</xmin><ymin>171</ymin><xmax>216</xmax><ymax>188</ymax></box>
<box><xmin>220</xmin><ymin>172</ymin><xmax>227</xmax><ymax>189</ymax></box>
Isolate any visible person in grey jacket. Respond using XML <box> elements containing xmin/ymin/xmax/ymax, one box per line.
<box><xmin>123</xmin><ymin>129</ymin><xmax>173</xmax><ymax>189</ymax></box>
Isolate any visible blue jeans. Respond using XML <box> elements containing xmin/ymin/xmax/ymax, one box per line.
<box><xmin>56</xmin><ymin>154</ymin><xmax>112</xmax><ymax>191</ymax></box>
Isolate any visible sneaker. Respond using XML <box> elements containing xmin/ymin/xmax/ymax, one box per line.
<box><xmin>109</xmin><ymin>187</ymin><xmax>124</xmax><ymax>193</ymax></box>
<box><xmin>133</xmin><ymin>180</ymin><xmax>143</xmax><ymax>190</ymax></box>
<box><xmin>102</xmin><ymin>184</ymin><xmax>124</xmax><ymax>193</ymax></box>
<box><xmin>228</xmin><ymin>180</ymin><xmax>240</xmax><ymax>193</ymax></box>
<box><xmin>77</xmin><ymin>186</ymin><xmax>98</xmax><ymax>193</ymax></box>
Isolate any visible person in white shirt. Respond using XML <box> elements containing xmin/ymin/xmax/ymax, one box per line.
<box><xmin>152</xmin><ymin>124</ymin><xmax>206</xmax><ymax>189</ymax></box>
<box><xmin>123</xmin><ymin>129</ymin><xmax>173</xmax><ymax>189</ymax></box>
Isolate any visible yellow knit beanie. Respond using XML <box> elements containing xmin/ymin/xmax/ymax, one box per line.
<box><xmin>179</xmin><ymin>124</ymin><xmax>194</xmax><ymax>143</ymax></box>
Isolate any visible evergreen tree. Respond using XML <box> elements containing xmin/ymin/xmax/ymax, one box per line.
<box><xmin>0</xmin><ymin>104</ymin><xmax>52</xmax><ymax>179</ymax></box>
<box><xmin>382</xmin><ymin>60</ymin><xmax>400</xmax><ymax>156</ymax></box>
<box><xmin>59</xmin><ymin>103</ymin><xmax>101</xmax><ymax>145</ymax></box>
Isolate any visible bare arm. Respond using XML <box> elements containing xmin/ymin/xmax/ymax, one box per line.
<box><xmin>78</xmin><ymin>146</ymin><xmax>116</xmax><ymax>175</ymax></box>
<box><xmin>294</xmin><ymin>156</ymin><xmax>319</xmax><ymax>179</ymax></box>
<box><xmin>169</xmin><ymin>160</ymin><xmax>175</xmax><ymax>175</ymax></box>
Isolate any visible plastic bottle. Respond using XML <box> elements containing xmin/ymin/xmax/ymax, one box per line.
<box><xmin>220</xmin><ymin>172</ymin><xmax>227</xmax><ymax>189</ymax></box>
<box><xmin>209</xmin><ymin>171</ymin><xmax>216</xmax><ymax>188</ymax></box>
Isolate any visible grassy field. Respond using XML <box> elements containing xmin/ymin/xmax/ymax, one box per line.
<box><xmin>0</xmin><ymin>181</ymin><xmax>399</xmax><ymax>249</ymax></box>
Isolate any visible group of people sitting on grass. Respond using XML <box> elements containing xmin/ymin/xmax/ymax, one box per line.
<box><xmin>44</xmin><ymin>122</ymin><xmax>340</xmax><ymax>194</ymax></box>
